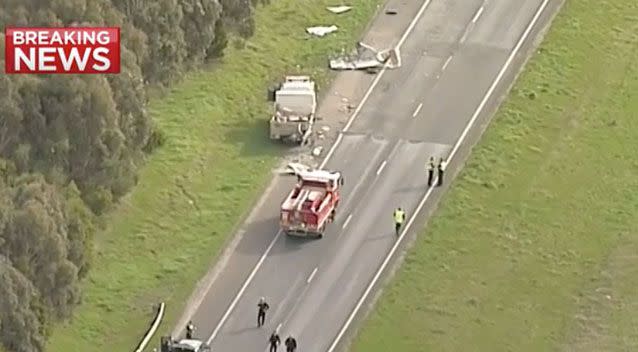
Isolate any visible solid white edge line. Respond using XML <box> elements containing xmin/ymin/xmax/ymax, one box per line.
<box><xmin>375</xmin><ymin>160</ymin><xmax>388</xmax><ymax>175</ymax></box>
<box><xmin>472</xmin><ymin>6</ymin><xmax>485</xmax><ymax>23</ymax></box>
<box><xmin>412</xmin><ymin>103</ymin><xmax>423</xmax><ymax>118</ymax></box>
<box><xmin>342</xmin><ymin>214</ymin><xmax>353</xmax><ymax>229</ymax></box>
<box><xmin>307</xmin><ymin>267</ymin><xmax>319</xmax><ymax>284</ymax></box>
<box><xmin>459</xmin><ymin>26</ymin><xmax>471</xmax><ymax>43</ymax></box>
<box><xmin>326</xmin><ymin>0</ymin><xmax>552</xmax><ymax>350</ymax></box>
<box><xmin>442</xmin><ymin>56</ymin><xmax>453</xmax><ymax>71</ymax></box>
<box><xmin>207</xmin><ymin>230</ymin><xmax>283</xmax><ymax>344</ymax></box>
<box><xmin>207</xmin><ymin>0</ymin><xmax>435</xmax><ymax>344</ymax></box>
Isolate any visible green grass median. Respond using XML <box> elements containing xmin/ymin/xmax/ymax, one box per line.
<box><xmin>351</xmin><ymin>0</ymin><xmax>638</xmax><ymax>351</ymax></box>
<box><xmin>46</xmin><ymin>1</ymin><xmax>383</xmax><ymax>351</ymax></box>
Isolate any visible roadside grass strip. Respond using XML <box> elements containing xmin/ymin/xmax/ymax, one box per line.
<box><xmin>351</xmin><ymin>0</ymin><xmax>638</xmax><ymax>351</ymax></box>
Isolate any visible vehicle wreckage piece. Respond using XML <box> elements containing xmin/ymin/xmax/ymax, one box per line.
<box><xmin>329</xmin><ymin>42</ymin><xmax>401</xmax><ymax>71</ymax></box>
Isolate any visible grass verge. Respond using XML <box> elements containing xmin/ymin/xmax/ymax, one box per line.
<box><xmin>46</xmin><ymin>1</ymin><xmax>383</xmax><ymax>351</ymax></box>
<box><xmin>351</xmin><ymin>0</ymin><xmax>638</xmax><ymax>351</ymax></box>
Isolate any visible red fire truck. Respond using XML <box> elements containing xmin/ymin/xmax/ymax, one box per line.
<box><xmin>280</xmin><ymin>169</ymin><xmax>343</xmax><ymax>238</ymax></box>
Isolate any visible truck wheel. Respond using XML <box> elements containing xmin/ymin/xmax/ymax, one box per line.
<box><xmin>317</xmin><ymin>233</ymin><xmax>323</xmax><ymax>239</ymax></box>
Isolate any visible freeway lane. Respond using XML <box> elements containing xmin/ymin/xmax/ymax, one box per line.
<box><xmin>178</xmin><ymin>0</ymin><xmax>558</xmax><ymax>350</ymax></box>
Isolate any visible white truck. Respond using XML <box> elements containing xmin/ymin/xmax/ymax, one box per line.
<box><xmin>268</xmin><ymin>75</ymin><xmax>317</xmax><ymax>145</ymax></box>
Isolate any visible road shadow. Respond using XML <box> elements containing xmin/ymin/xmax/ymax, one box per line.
<box><xmin>227</xmin><ymin>326</ymin><xmax>259</xmax><ymax>336</ymax></box>
<box><xmin>365</xmin><ymin>232</ymin><xmax>395</xmax><ymax>243</ymax></box>
<box><xmin>395</xmin><ymin>184</ymin><xmax>428</xmax><ymax>194</ymax></box>
<box><xmin>233</xmin><ymin>216</ymin><xmax>320</xmax><ymax>258</ymax></box>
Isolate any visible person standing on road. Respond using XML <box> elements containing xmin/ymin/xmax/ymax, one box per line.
<box><xmin>426</xmin><ymin>156</ymin><xmax>435</xmax><ymax>186</ymax></box>
<box><xmin>258</xmin><ymin>297</ymin><xmax>270</xmax><ymax>327</ymax></box>
<box><xmin>393</xmin><ymin>207</ymin><xmax>406</xmax><ymax>236</ymax></box>
<box><xmin>285</xmin><ymin>335</ymin><xmax>298</xmax><ymax>352</ymax></box>
<box><xmin>437</xmin><ymin>157</ymin><xmax>447</xmax><ymax>187</ymax></box>
<box><xmin>185</xmin><ymin>320</ymin><xmax>195</xmax><ymax>339</ymax></box>
<box><xmin>269</xmin><ymin>330</ymin><xmax>281</xmax><ymax>352</ymax></box>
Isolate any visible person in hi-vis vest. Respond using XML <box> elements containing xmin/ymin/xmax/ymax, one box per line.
<box><xmin>393</xmin><ymin>207</ymin><xmax>406</xmax><ymax>236</ymax></box>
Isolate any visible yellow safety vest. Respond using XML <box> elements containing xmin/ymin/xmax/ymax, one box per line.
<box><xmin>394</xmin><ymin>210</ymin><xmax>405</xmax><ymax>223</ymax></box>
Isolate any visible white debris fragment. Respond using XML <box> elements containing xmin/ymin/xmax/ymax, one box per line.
<box><xmin>282</xmin><ymin>162</ymin><xmax>312</xmax><ymax>175</ymax></box>
<box><xmin>321</xmin><ymin>126</ymin><xmax>330</xmax><ymax>132</ymax></box>
<box><xmin>312</xmin><ymin>146</ymin><xmax>323</xmax><ymax>157</ymax></box>
<box><xmin>329</xmin><ymin>42</ymin><xmax>402</xmax><ymax>71</ymax></box>
<box><xmin>306</xmin><ymin>25</ymin><xmax>338</xmax><ymax>37</ymax></box>
<box><xmin>327</xmin><ymin>5</ymin><xmax>352</xmax><ymax>14</ymax></box>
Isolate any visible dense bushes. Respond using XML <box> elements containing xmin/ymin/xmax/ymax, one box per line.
<box><xmin>0</xmin><ymin>1</ymin><xmax>259</xmax><ymax>351</ymax></box>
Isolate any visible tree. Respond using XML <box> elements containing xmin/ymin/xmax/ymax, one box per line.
<box><xmin>113</xmin><ymin>0</ymin><xmax>188</xmax><ymax>84</ymax></box>
<box><xmin>1</xmin><ymin>175</ymin><xmax>82</xmax><ymax>320</ymax></box>
<box><xmin>179</xmin><ymin>0</ymin><xmax>222</xmax><ymax>63</ymax></box>
<box><xmin>0</xmin><ymin>65</ymin><xmax>24</xmax><ymax>157</ymax></box>
<box><xmin>207</xmin><ymin>14</ymin><xmax>228</xmax><ymax>59</ymax></box>
<box><xmin>219</xmin><ymin>0</ymin><xmax>254</xmax><ymax>38</ymax></box>
<box><xmin>0</xmin><ymin>256</ymin><xmax>46</xmax><ymax>352</ymax></box>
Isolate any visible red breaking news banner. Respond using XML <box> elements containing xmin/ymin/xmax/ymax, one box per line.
<box><xmin>4</xmin><ymin>27</ymin><xmax>120</xmax><ymax>74</ymax></box>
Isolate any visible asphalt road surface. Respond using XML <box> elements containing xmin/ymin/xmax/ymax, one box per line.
<box><xmin>178</xmin><ymin>0</ymin><xmax>561</xmax><ymax>351</ymax></box>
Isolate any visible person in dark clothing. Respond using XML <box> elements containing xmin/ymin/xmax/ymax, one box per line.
<box><xmin>185</xmin><ymin>320</ymin><xmax>195</xmax><ymax>339</ymax></box>
<box><xmin>426</xmin><ymin>156</ymin><xmax>435</xmax><ymax>186</ymax></box>
<box><xmin>258</xmin><ymin>297</ymin><xmax>270</xmax><ymax>327</ymax></box>
<box><xmin>285</xmin><ymin>335</ymin><xmax>297</xmax><ymax>352</ymax></box>
<box><xmin>269</xmin><ymin>331</ymin><xmax>281</xmax><ymax>352</ymax></box>
<box><xmin>437</xmin><ymin>157</ymin><xmax>447</xmax><ymax>187</ymax></box>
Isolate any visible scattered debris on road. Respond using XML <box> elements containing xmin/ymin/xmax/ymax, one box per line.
<box><xmin>329</xmin><ymin>42</ymin><xmax>401</xmax><ymax>72</ymax></box>
<box><xmin>316</xmin><ymin>125</ymin><xmax>331</xmax><ymax>140</ymax></box>
<box><xmin>312</xmin><ymin>146</ymin><xmax>324</xmax><ymax>157</ymax></box>
<box><xmin>306</xmin><ymin>25</ymin><xmax>338</xmax><ymax>37</ymax></box>
<box><xmin>326</xmin><ymin>5</ymin><xmax>352</xmax><ymax>14</ymax></box>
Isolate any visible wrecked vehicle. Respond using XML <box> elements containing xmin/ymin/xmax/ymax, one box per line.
<box><xmin>268</xmin><ymin>75</ymin><xmax>317</xmax><ymax>145</ymax></box>
<box><xmin>329</xmin><ymin>42</ymin><xmax>401</xmax><ymax>72</ymax></box>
